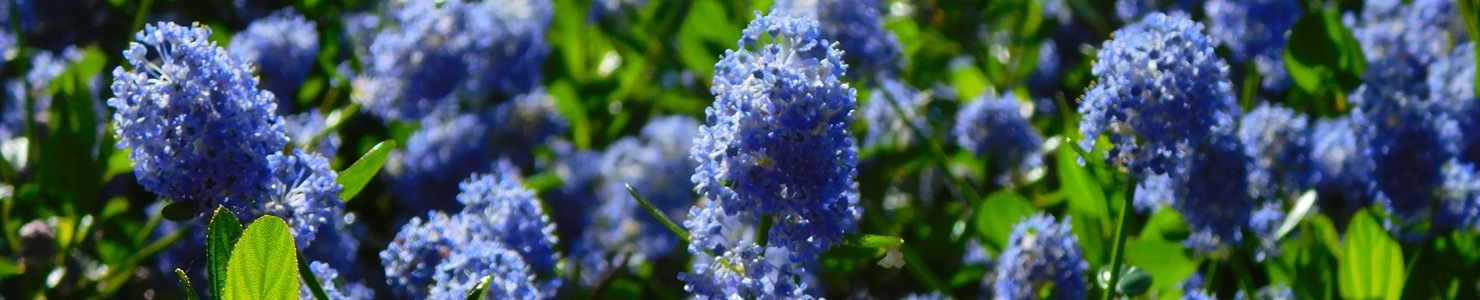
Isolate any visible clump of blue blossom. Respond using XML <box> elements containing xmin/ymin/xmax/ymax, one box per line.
<box><xmin>574</xmin><ymin>116</ymin><xmax>698</xmax><ymax>286</ymax></box>
<box><xmin>1115</xmin><ymin>0</ymin><xmax>1202</xmax><ymax>22</ymax></box>
<box><xmin>691</xmin><ymin>11</ymin><xmax>862</xmax><ymax>261</ymax></box>
<box><xmin>1237</xmin><ymin>103</ymin><xmax>1316</xmax><ymax>200</ymax></box>
<box><xmin>354</xmin><ymin>0</ymin><xmax>552</xmax><ymax>122</ymax></box>
<box><xmin>228</xmin><ymin>8</ymin><xmax>318</xmax><ymax>113</ymax></box>
<box><xmin>679</xmin><ymin>201</ymin><xmax>815</xmax><ymax>299</ymax></box>
<box><xmin>382</xmin><ymin>162</ymin><xmax>561</xmax><ymax>299</ymax></box>
<box><xmin>993</xmin><ymin>213</ymin><xmax>1088</xmax><ymax>300</ymax></box>
<box><xmin>109</xmin><ymin>22</ymin><xmax>287</xmax><ymax>216</ymax></box>
<box><xmin>862</xmin><ymin>78</ymin><xmax>929</xmax><ymax>150</ymax></box>
<box><xmin>774</xmin><ymin>0</ymin><xmax>903</xmax><ymax>77</ymax></box>
<box><xmin>1310</xmin><ymin>116</ymin><xmax>1373</xmax><ymax>209</ymax></box>
<box><xmin>1431</xmin><ymin>43</ymin><xmax>1480</xmax><ymax>165</ymax></box>
<box><xmin>1203</xmin><ymin>0</ymin><xmax>1299</xmax><ymax>91</ymax></box>
<box><xmin>953</xmin><ymin>91</ymin><xmax>1044</xmax><ymax>186</ymax></box>
<box><xmin>260</xmin><ymin>150</ymin><xmax>343</xmax><ymax>249</ymax></box>
<box><xmin>1079</xmin><ymin>12</ymin><xmax>1239</xmax><ymax>176</ymax></box>
<box><xmin>393</xmin><ymin>110</ymin><xmax>493</xmax><ymax>214</ymax></box>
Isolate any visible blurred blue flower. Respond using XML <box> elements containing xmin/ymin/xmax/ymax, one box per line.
<box><xmin>394</xmin><ymin>110</ymin><xmax>494</xmax><ymax>215</ymax></box>
<box><xmin>427</xmin><ymin>240</ymin><xmax>548</xmax><ymax>299</ymax></box>
<box><xmin>1432</xmin><ymin>43</ymin><xmax>1480</xmax><ymax>165</ymax></box>
<box><xmin>260</xmin><ymin>150</ymin><xmax>343</xmax><ymax>250</ymax></box>
<box><xmin>993</xmin><ymin>213</ymin><xmax>1087</xmax><ymax>300</ymax></box>
<box><xmin>861</xmin><ymin>78</ymin><xmax>928</xmax><ymax>150</ymax></box>
<box><xmin>1079</xmin><ymin>12</ymin><xmax>1239</xmax><ymax>176</ymax></box>
<box><xmin>229</xmin><ymin>8</ymin><xmax>318</xmax><ymax>113</ymax></box>
<box><xmin>1310</xmin><ymin>115</ymin><xmax>1373</xmax><ymax>209</ymax></box>
<box><xmin>354</xmin><ymin>0</ymin><xmax>553</xmax><ymax>122</ymax></box>
<box><xmin>1237</xmin><ymin>103</ymin><xmax>1316</xmax><ymax>200</ymax></box>
<box><xmin>486</xmin><ymin>88</ymin><xmax>568</xmax><ymax>171</ymax></box>
<box><xmin>1134</xmin><ymin>134</ymin><xmax>1262</xmax><ymax>252</ymax></box>
<box><xmin>1235</xmin><ymin>284</ymin><xmax>1294</xmax><ymax>300</ymax></box>
<box><xmin>1115</xmin><ymin>0</ymin><xmax>1202</xmax><ymax>21</ymax></box>
<box><xmin>1437</xmin><ymin>160</ymin><xmax>1480</xmax><ymax>232</ymax></box>
<box><xmin>1203</xmin><ymin>0</ymin><xmax>1299</xmax><ymax>92</ymax></box>
<box><xmin>775</xmin><ymin>0</ymin><xmax>903</xmax><ymax>77</ymax></box>
<box><xmin>109</xmin><ymin>22</ymin><xmax>287</xmax><ymax>216</ymax></box>
<box><xmin>382</xmin><ymin>212</ymin><xmax>477</xmax><ymax>299</ymax></box>
<box><xmin>573</xmin><ymin>116</ymin><xmax>698</xmax><ymax>286</ymax></box>
<box><xmin>283</xmin><ymin>109</ymin><xmax>340</xmax><ymax>156</ymax></box>
<box><xmin>1029</xmin><ymin>40</ymin><xmax>1061</xmax><ymax>96</ymax></box>
<box><xmin>693</xmin><ymin>11</ymin><xmax>862</xmax><ymax>262</ymax></box>
<box><xmin>953</xmin><ymin>91</ymin><xmax>1044</xmax><ymax>186</ymax></box>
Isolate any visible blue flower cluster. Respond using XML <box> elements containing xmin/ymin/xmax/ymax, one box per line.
<box><xmin>692</xmin><ymin>10</ymin><xmax>861</xmax><ymax>262</ymax></box>
<box><xmin>381</xmin><ymin>162</ymin><xmax>560</xmax><ymax>299</ymax></box>
<box><xmin>993</xmin><ymin>213</ymin><xmax>1088</xmax><ymax>300</ymax></box>
<box><xmin>679</xmin><ymin>202</ymin><xmax>815</xmax><ymax>299</ymax></box>
<box><xmin>109</xmin><ymin>22</ymin><xmax>288</xmax><ymax>216</ymax></box>
<box><xmin>774</xmin><ymin>0</ymin><xmax>903</xmax><ymax>77</ymax></box>
<box><xmin>260</xmin><ymin>150</ymin><xmax>344</xmax><ymax>250</ymax></box>
<box><xmin>1079</xmin><ymin>12</ymin><xmax>1239</xmax><ymax>176</ymax></box>
<box><xmin>1237</xmin><ymin>103</ymin><xmax>1315</xmax><ymax>200</ymax></box>
<box><xmin>573</xmin><ymin>116</ymin><xmax>699</xmax><ymax>286</ymax></box>
<box><xmin>228</xmin><ymin>8</ymin><xmax>318</xmax><ymax>113</ymax></box>
<box><xmin>353</xmin><ymin>0</ymin><xmax>552</xmax><ymax>122</ymax></box>
<box><xmin>1115</xmin><ymin>0</ymin><xmax>1203</xmax><ymax>22</ymax></box>
<box><xmin>1202</xmin><ymin>0</ymin><xmax>1299</xmax><ymax>92</ymax></box>
<box><xmin>394</xmin><ymin>110</ymin><xmax>494</xmax><ymax>214</ymax></box>
<box><xmin>1310</xmin><ymin>116</ymin><xmax>1372</xmax><ymax>208</ymax></box>
<box><xmin>302</xmin><ymin>261</ymin><xmax>376</xmax><ymax>300</ymax></box>
<box><xmin>953</xmin><ymin>91</ymin><xmax>1044</xmax><ymax>186</ymax></box>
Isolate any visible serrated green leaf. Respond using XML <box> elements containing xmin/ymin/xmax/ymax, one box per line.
<box><xmin>1339</xmin><ymin>209</ymin><xmax>1404</xmax><ymax>300</ymax></box>
<box><xmin>337</xmin><ymin>140</ymin><xmax>396</xmax><ymax>201</ymax></box>
<box><xmin>176</xmin><ymin>269</ymin><xmax>202</xmax><ymax>300</ymax></box>
<box><xmin>208</xmin><ymin>207</ymin><xmax>244</xmax><ymax>298</ymax></box>
<box><xmin>973</xmin><ymin>190</ymin><xmax>1035</xmax><ymax>253</ymax></box>
<box><xmin>225</xmin><ymin>216</ymin><xmax>301</xmax><ymax>300</ymax></box>
<box><xmin>464</xmin><ymin>275</ymin><xmax>493</xmax><ymax>300</ymax></box>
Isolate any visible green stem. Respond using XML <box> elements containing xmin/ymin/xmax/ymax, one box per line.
<box><xmin>131</xmin><ymin>0</ymin><xmax>155</xmax><ymax>34</ymax></box>
<box><xmin>626</xmin><ymin>184</ymin><xmax>689</xmax><ymax>243</ymax></box>
<box><xmin>1229</xmin><ymin>256</ymin><xmax>1258</xmax><ymax>298</ymax></box>
<box><xmin>1241</xmin><ymin>61</ymin><xmax>1261</xmax><ymax>110</ymax></box>
<box><xmin>299</xmin><ymin>251</ymin><xmax>332</xmax><ymax>300</ymax></box>
<box><xmin>900</xmin><ymin>244</ymin><xmax>949</xmax><ymax>293</ymax></box>
<box><xmin>175</xmin><ymin>269</ymin><xmax>202</xmax><ymax>300</ymax></box>
<box><xmin>881</xmin><ymin>88</ymin><xmax>983</xmax><ymax>204</ymax></box>
<box><xmin>1102</xmin><ymin>177</ymin><xmax>1135</xmax><ymax>300</ymax></box>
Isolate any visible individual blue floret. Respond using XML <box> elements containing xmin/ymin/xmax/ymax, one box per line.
<box><xmin>693</xmin><ymin>11</ymin><xmax>862</xmax><ymax>262</ymax></box>
<box><xmin>953</xmin><ymin>91</ymin><xmax>1044</xmax><ymax>186</ymax></box>
<box><xmin>229</xmin><ymin>8</ymin><xmax>318</xmax><ymax>113</ymax></box>
<box><xmin>1203</xmin><ymin>0</ymin><xmax>1299</xmax><ymax>92</ymax></box>
<box><xmin>861</xmin><ymin>78</ymin><xmax>929</xmax><ymax>150</ymax></box>
<box><xmin>1237</xmin><ymin>103</ymin><xmax>1316</xmax><ymax>200</ymax></box>
<box><xmin>992</xmin><ymin>213</ymin><xmax>1088</xmax><ymax>300</ymax></box>
<box><xmin>282</xmin><ymin>109</ymin><xmax>340</xmax><ymax>156</ymax></box>
<box><xmin>260</xmin><ymin>150</ymin><xmax>343</xmax><ymax>250</ymax></box>
<box><xmin>573</xmin><ymin>116</ymin><xmax>698</xmax><ymax>286</ymax></box>
<box><xmin>455</xmin><ymin>162</ymin><xmax>562</xmax><ymax>277</ymax></box>
<box><xmin>1078</xmin><ymin>12</ymin><xmax>1239</xmax><ymax>176</ymax></box>
<box><xmin>426</xmin><ymin>240</ymin><xmax>548</xmax><ymax>299</ymax></box>
<box><xmin>109</xmin><ymin>22</ymin><xmax>288</xmax><ymax>216</ymax></box>
<box><xmin>354</xmin><ymin>0</ymin><xmax>553</xmax><ymax>122</ymax></box>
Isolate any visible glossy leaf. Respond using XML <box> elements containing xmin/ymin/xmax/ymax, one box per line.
<box><xmin>208</xmin><ymin>206</ymin><xmax>243</xmax><ymax>299</ymax></box>
<box><xmin>337</xmin><ymin>140</ymin><xmax>396</xmax><ymax>201</ymax></box>
<box><xmin>225</xmin><ymin>216</ymin><xmax>300</xmax><ymax>300</ymax></box>
<box><xmin>1339</xmin><ymin>209</ymin><xmax>1404</xmax><ymax>300</ymax></box>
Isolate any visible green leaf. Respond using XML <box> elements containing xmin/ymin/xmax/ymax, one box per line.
<box><xmin>973</xmin><ymin>190</ymin><xmax>1035</xmax><ymax>253</ymax></box>
<box><xmin>176</xmin><ymin>269</ymin><xmax>202</xmax><ymax>300</ymax></box>
<box><xmin>208</xmin><ymin>207</ymin><xmax>244</xmax><ymax>298</ymax></box>
<box><xmin>842</xmin><ymin>234</ymin><xmax>905</xmax><ymax>249</ymax></box>
<box><xmin>225</xmin><ymin>216</ymin><xmax>301</xmax><ymax>300</ymax></box>
<box><xmin>1124</xmin><ymin>237</ymin><xmax>1198</xmax><ymax>294</ymax></box>
<box><xmin>337</xmin><ymin>140</ymin><xmax>396</xmax><ymax>201</ymax></box>
<box><xmin>0</xmin><ymin>257</ymin><xmax>20</xmax><ymax>279</ymax></box>
<box><xmin>1284</xmin><ymin>10</ymin><xmax>1366</xmax><ymax>93</ymax></box>
<box><xmin>1058</xmin><ymin>145</ymin><xmax>1107</xmax><ymax>219</ymax></box>
<box><xmin>464</xmin><ymin>275</ymin><xmax>493</xmax><ymax>300</ymax></box>
<box><xmin>162</xmin><ymin>201</ymin><xmax>200</xmax><ymax>221</ymax></box>
<box><xmin>1339</xmin><ymin>209</ymin><xmax>1404</xmax><ymax>300</ymax></box>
